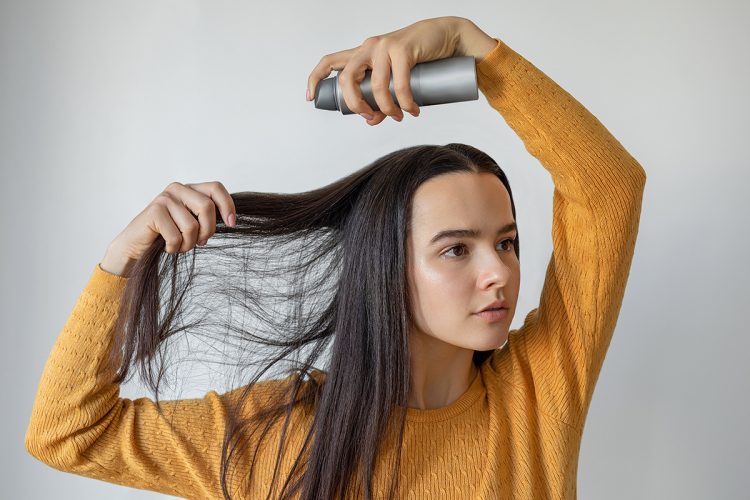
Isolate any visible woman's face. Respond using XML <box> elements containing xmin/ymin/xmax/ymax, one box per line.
<box><xmin>406</xmin><ymin>171</ymin><xmax>520</xmax><ymax>352</ymax></box>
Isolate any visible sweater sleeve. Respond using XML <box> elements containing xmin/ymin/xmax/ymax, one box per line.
<box><xmin>476</xmin><ymin>38</ymin><xmax>646</xmax><ymax>427</ymax></box>
<box><xmin>24</xmin><ymin>263</ymin><xmax>286</xmax><ymax>498</ymax></box>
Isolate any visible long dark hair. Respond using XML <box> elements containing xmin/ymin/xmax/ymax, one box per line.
<box><xmin>107</xmin><ymin>143</ymin><xmax>519</xmax><ymax>499</ymax></box>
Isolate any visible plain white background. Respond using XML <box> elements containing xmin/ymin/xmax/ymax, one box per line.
<box><xmin>3</xmin><ymin>1</ymin><xmax>747</xmax><ymax>498</ymax></box>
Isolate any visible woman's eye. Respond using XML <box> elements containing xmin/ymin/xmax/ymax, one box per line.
<box><xmin>498</xmin><ymin>239</ymin><xmax>515</xmax><ymax>252</ymax></box>
<box><xmin>443</xmin><ymin>244</ymin><xmax>467</xmax><ymax>258</ymax></box>
<box><xmin>442</xmin><ymin>239</ymin><xmax>515</xmax><ymax>259</ymax></box>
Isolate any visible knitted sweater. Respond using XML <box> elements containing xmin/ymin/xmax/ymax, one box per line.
<box><xmin>25</xmin><ymin>37</ymin><xmax>646</xmax><ymax>499</ymax></box>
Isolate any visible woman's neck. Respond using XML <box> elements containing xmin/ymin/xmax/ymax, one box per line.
<box><xmin>407</xmin><ymin>330</ymin><xmax>478</xmax><ymax>410</ymax></box>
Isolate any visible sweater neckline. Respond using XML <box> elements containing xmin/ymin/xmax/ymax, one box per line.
<box><xmin>402</xmin><ymin>368</ymin><xmax>486</xmax><ymax>423</ymax></box>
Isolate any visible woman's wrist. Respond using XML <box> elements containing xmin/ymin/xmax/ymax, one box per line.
<box><xmin>100</xmin><ymin>245</ymin><xmax>134</xmax><ymax>278</ymax></box>
<box><xmin>454</xmin><ymin>18</ymin><xmax>499</xmax><ymax>63</ymax></box>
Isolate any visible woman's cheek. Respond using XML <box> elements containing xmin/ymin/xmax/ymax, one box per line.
<box><xmin>422</xmin><ymin>263</ymin><xmax>467</xmax><ymax>318</ymax></box>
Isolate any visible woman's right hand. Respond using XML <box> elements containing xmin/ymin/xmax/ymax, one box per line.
<box><xmin>100</xmin><ymin>181</ymin><xmax>237</xmax><ymax>277</ymax></box>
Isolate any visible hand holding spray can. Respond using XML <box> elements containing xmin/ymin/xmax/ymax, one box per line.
<box><xmin>312</xmin><ymin>56</ymin><xmax>478</xmax><ymax>115</ymax></box>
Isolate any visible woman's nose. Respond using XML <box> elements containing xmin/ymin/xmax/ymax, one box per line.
<box><xmin>477</xmin><ymin>255</ymin><xmax>512</xmax><ymax>288</ymax></box>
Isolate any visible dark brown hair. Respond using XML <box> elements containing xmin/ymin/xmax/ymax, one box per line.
<box><xmin>107</xmin><ymin>143</ymin><xmax>519</xmax><ymax>499</ymax></box>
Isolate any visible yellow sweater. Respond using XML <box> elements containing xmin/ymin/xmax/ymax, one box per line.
<box><xmin>25</xmin><ymin>37</ymin><xmax>646</xmax><ymax>499</ymax></box>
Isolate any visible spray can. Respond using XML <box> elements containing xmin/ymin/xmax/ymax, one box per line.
<box><xmin>313</xmin><ymin>55</ymin><xmax>478</xmax><ymax>115</ymax></box>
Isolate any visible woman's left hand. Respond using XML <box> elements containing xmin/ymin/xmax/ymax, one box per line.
<box><xmin>306</xmin><ymin>16</ymin><xmax>490</xmax><ymax>126</ymax></box>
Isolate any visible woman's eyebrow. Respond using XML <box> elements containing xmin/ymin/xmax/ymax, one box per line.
<box><xmin>429</xmin><ymin>222</ymin><xmax>517</xmax><ymax>246</ymax></box>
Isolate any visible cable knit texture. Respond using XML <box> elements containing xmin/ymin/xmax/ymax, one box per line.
<box><xmin>25</xmin><ymin>37</ymin><xmax>646</xmax><ymax>499</ymax></box>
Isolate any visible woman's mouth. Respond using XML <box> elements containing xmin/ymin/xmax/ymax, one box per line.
<box><xmin>474</xmin><ymin>307</ymin><xmax>508</xmax><ymax>322</ymax></box>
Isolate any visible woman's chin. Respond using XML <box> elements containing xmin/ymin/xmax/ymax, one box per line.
<box><xmin>470</xmin><ymin>330</ymin><xmax>509</xmax><ymax>351</ymax></box>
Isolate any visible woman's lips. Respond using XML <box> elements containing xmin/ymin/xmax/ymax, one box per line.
<box><xmin>474</xmin><ymin>308</ymin><xmax>508</xmax><ymax>322</ymax></box>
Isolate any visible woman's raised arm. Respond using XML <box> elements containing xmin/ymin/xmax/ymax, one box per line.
<box><xmin>475</xmin><ymin>36</ymin><xmax>647</xmax><ymax>428</ymax></box>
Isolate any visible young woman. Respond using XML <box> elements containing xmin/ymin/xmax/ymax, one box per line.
<box><xmin>26</xmin><ymin>16</ymin><xmax>646</xmax><ymax>500</ymax></box>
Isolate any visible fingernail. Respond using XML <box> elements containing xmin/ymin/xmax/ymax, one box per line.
<box><xmin>392</xmin><ymin>114</ymin><xmax>403</xmax><ymax>122</ymax></box>
<box><xmin>360</xmin><ymin>112</ymin><xmax>373</xmax><ymax>120</ymax></box>
<box><xmin>228</xmin><ymin>213</ymin><xmax>236</xmax><ymax>227</ymax></box>
<box><xmin>306</xmin><ymin>89</ymin><xmax>311</xmax><ymax>101</ymax></box>
<box><xmin>198</xmin><ymin>239</ymin><xmax>207</xmax><ymax>246</ymax></box>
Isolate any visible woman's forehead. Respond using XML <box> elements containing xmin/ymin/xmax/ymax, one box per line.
<box><xmin>409</xmin><ymin>173</ymin><xmax>512</xmax><ymax>240</ymax></box>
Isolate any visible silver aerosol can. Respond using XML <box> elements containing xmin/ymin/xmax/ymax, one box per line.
<box><xmin>313</xmin><ymin>56</ymin><xmax>478</xmax><ymax>115</ymax></box>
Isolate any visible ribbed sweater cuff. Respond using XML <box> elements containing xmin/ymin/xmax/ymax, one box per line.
<box><xmin>88</xmin><ymin>263</ymin><xmax>129</xmax><ymax>302</ymax></box>
<box><xmin>476</xmin><ymin>37</ymin><xmax>525</xmax><ymax>101</ymax></box>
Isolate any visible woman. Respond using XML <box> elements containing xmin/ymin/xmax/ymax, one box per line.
<box><xmin>25</xmin><ymin>16</ymin><xmax>646</xmax><ymax>500</ymax></box>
